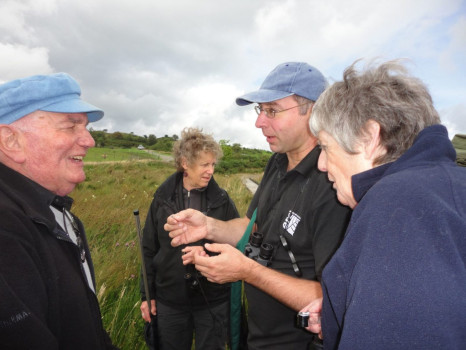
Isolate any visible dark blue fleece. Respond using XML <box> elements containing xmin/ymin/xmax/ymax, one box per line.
<box><xmin>321</xmin><ymin>125</ymin><xmax>466</xmax><ymax>349</ymax></box>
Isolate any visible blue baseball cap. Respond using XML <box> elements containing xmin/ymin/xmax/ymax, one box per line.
<box><xmin>0</xmin><ymin>73</ymin><xmax>104</xmax><ymax>124</ymax></box>
<box><xmin>236</xmin><ymin>62</ymin><xmax>328</xmax><ymax>106</ymax></box>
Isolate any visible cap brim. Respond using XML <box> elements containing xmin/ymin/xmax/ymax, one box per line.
<box><xmin>40</xmin><ymin>97</ymin><xmax>104</xmax><ymax>122</ymax></box>
<box><xmin>236</xmin><ymin>89</ymin><xmax>294</xmax><ymax>106</ymax></box>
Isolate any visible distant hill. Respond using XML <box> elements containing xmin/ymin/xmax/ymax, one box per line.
<box><xmin>89</xmin><ymin>128</ymin><xmax>173</xmax><ymax>150</ymax></box>
<box><xmin>452</xmin><ymin>134</ymin><xmax>466</xmax><ymax>167</ymax></box>
<box><xmin>88</xmin><ymin>129</ymin><xmax>272</xmax><ymax>173</ymax></box>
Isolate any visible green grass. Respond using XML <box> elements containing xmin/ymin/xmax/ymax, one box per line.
<box><xmin>71</xmin><ymin>158</ymin><xmax>258</xmax><ymax>349</ymax></box>
<box><xmin>85</xmin><ymin>147</ymin><xmax>160</xmax><ymax>162</ymax></box>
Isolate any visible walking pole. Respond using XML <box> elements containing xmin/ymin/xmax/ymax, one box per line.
<box><xmin>134</xmin><ymin>209</ymin><xmax>157</xmax><ymax>349</ymax></box>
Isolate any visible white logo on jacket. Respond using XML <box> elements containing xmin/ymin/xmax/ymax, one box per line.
<box><xmin>283</xmin><ymin>210</ymin><xmax>301</xmax><ymax>236</ymax></box>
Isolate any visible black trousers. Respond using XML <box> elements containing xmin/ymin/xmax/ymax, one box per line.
<box><xmin>156</xmin><ymin>300</ymin><xmax>229</xmax><ymax>350</ymax></box>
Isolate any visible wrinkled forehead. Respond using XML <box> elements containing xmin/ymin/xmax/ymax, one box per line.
<box><xmin>13</xmin><ymin>111</ymin><xmax>88</xmax><ymax>129</ymax></box>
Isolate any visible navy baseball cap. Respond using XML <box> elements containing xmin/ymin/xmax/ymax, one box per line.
<box><xmin>0</xmin><ymin>73</ymin><xmax>104</xmax><ymax>124</ymax></box>
<box><xmin>236</xmin><ymin>62</ymin><xmax>328</xmax><ymax>106</ymax></box>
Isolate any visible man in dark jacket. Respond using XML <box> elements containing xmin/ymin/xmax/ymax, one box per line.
<box><xmin>0</xmin><ymin>73</ymin><xmax>118</xmax><ymax>349</ymax></box>
<box><xmin>304</xmin><ymin>60</ymin><xmax>466</xmax><ymax>349</ymax></box>
<box><xmin>165</xmin><ymin>63</ymin><xmax>351</xmax><ymax>349</ymax></box>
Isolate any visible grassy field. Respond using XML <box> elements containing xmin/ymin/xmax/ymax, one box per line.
<box><xmin>71</xmin><ymin>151</ymin><xmax>261</xmax><ymax>349</ymax></box>
<box><xmin>85</xmin><ymin>147</ymin><xmax>162</xmax><ymax>162</ymax></box>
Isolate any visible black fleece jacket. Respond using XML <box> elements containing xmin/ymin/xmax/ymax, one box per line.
<box><xmin>0</xmin><ymin>163</ymin><xmax>117</xmax><ymax>349</ymax></box>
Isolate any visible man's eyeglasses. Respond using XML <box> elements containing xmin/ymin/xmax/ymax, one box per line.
<box><xmin>254</xmin><ymin>103</ymin><xmax>309</xmax><ymax>119</ymax></box>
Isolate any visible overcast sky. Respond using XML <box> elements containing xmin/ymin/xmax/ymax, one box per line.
<box><xmin>1</xmin><ymin>0</ymin><xmax>465</xmax><ymax>150</ymax></box>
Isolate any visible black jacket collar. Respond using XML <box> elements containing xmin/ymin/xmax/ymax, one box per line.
<box><xmin>155</xmin><ymin>171</ymin><xmax>227</xmax><ymax>210</ymax></box>
<box><xmin>273</xmin><ymin>145</ymin><xmax>320</xmax><ymax>176</ymax></box>
<box><xmin>0</xmin><ymin>162</ymin><xmax>73</xmax><ymax>230</ymax></box>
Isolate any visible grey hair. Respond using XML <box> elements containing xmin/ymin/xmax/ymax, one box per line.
<box><xmin>293</xmin><ymin>95</ymin><xmax>314</xmax><ymax>115</ymax></box>
<box><xmin>310</xmin><ymin>59</ymin><xmax>441</xmax><ymax>165</ymax></box>
<box><xmin>173</xmin><ymin>127</ymin><xmax>223</xmax><ymax>171</ymax></box>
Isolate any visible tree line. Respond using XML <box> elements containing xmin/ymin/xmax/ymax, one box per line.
<box><xmin>89</xmin><ymin>128</ymin><xmax>272</xmax><ymax>173</ymax></box>
<box><xmin>89</xmin><ymin>128</ymin><xmax>177</xmax><ymax>151</ymax></box>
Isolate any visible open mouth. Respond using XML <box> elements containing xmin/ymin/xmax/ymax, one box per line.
<box><xmin>71</xmin><ymin>155</ymin><xmax>84</xmax><ymax>162</ymax></box>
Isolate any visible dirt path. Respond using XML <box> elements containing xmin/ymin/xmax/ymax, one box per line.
<box><xmin>85</xmin><ymin>158</ymin><xmax>157</xmax><ymax>165</ymax></box>
<box><xmin>85</xmin><ymin>150</ymin><xmax>173</xmax><ymax>165</ymax></box>
<box><xmin>242</xmin><ymin>177</ymin><xmax>258</xmax><ymax>194</ymax></box>
<box><xmin>144</xmin><ymin>150</ymin><xmax>173</xmax><ymax>162</ymax></box>
<box><xmin>85</xmin><ymin>152</ymin><xmax>259</xmax><ymax>195</ymax></box>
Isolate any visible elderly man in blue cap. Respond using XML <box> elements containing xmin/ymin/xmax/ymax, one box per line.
<box><xmin>165</xmin><ymin>62</ymin><xmax>351</xmax><ymax>349</ymax></box>
<box><xmin>0</xmin><ymin>73</ymin><xmax>118</xmax><ymax>349</ymax></box>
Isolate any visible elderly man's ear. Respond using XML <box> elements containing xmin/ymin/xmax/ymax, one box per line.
<box><xmin>0</xmin><ymin>125</ymin><xmax>26</xmax><ymax>163</ymax></box>
<box><xmin>362</xmin><ymin>120</ymin><xmax>386</xmax><ymax>165</ymax></box>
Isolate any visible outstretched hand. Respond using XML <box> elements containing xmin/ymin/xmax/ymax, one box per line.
<box><xmin>164</xmin><ymin>209</ymin><xmax>208</xmax><ymax>247</ymax></box>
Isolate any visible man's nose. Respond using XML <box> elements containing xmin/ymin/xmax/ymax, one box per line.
<box><xmin>255</xmin><ymin>112</ymin><xmax>268</xmax><ymax>129</ymax></box>
<box><xmin>79</xmin><ymin>127</ymin><xmax>96</xmax><ymax>148</ymax></box>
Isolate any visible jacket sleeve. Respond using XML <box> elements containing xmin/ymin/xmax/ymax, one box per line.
<box><xmin>140</xmin><ymin>197</ymin><xmax>160</xmax><ymax>301</ymax></box>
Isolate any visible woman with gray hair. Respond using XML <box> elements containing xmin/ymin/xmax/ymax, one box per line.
<box><xmin>140</xmin><ymin>127</ymin><xmax>239</xmax><ymax>350</ymax></box>
<box><xmin>301</xmin><ymin>60</ymin><xmax>466</xmax><ymax>349</ymax></box>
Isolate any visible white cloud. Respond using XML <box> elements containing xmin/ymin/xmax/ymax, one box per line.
<box><xmin>439</xmin><ymin>104</ymin><xmax>466</xmax><ymax>139</ymax></box>
<box><xmin>0</xmin><ymin>0</ymin><xmax>465</xmax><ymax>149</ymax></box>
<box><xmin>0</xmin><ymin>43</ymin><xmax>52</xmax><ymax>81</ymax></box>
<box><xmin>450</xmin><ymin>15</ymin><xmax>466</xmax><ymax>49</ymax></box>
<box><xmin>0</xmin><ymin>0</ymin><xmax>57</xmax><ymax>42</ymax></box>
<box><xmin>439</xmin><ymin>15</ymin><xmax>466</xmax><ymax>72</ymax></box>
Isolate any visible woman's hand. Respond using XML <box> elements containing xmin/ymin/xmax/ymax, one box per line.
<box><xmin>299</xmin><ymin>297</ymin><xmax>323</xmax><ymax>338</ymax></box>
<box><xmin>140</xmin><ymin>299</ymin><xmax>156</xmax><ymax>322</ymax></box>
<box><xmin>181</xmin><ymin>245</ymin><xmax>207</xmax><ymax>265</ymax></box>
